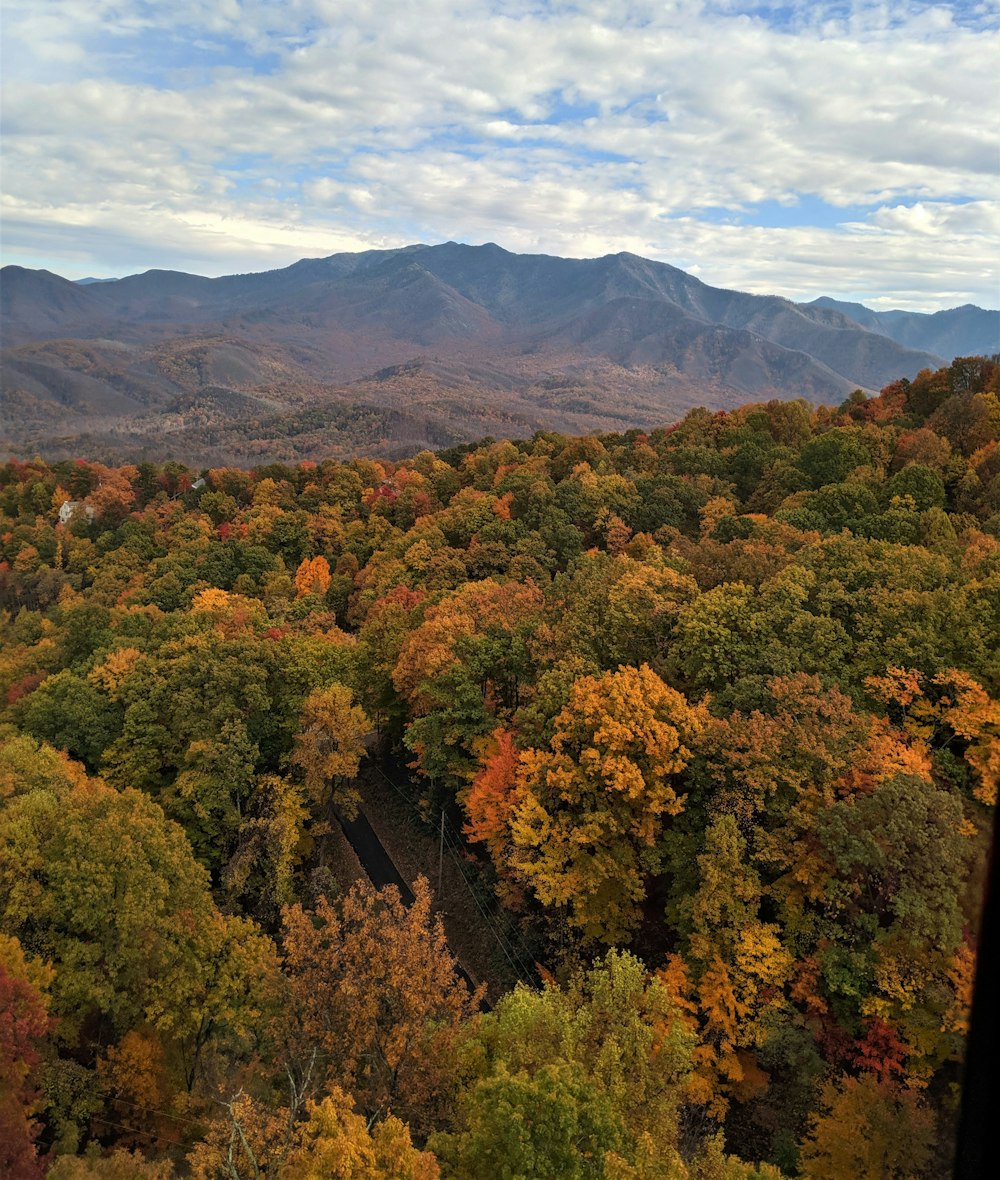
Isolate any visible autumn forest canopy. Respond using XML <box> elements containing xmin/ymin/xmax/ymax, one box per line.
<box><xmin>1</xmin><ymin>356</ymin><xmax>999</xmax><ymax>1178</ymax></box>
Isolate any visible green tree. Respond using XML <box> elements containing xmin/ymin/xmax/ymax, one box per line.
<box><xmin>433</xmin><ymin>1062</ymin><xmax>625</xmax><ymax>1179</ymax></box>
<box><xmin>0</xmin><ymin>742</ymin><xmax>278</xmax><ymax>1069</ymax></box>
<box><xmin>437</xmin><ymin>951</ymin><xmax>693</xmax><ymax>1176</ymax></box>
<box><xmin>17</xmin><ymin>669</ymin><xmax>121</xmax><ymax>771</ymax></box>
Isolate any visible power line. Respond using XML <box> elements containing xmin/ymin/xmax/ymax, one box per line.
<box><xmin>438</xmin><ymin>823</ymin><xmax>536</xmax><ymax>983</ymax></box>
<box><xmin>371</xmin><ymin>764</ymin><xmax>531</xmax><ymax>972</ymax></box>
<box><xmin>374</xmin><ymin>769</ymin><xmax>531</xmax><ymax>988</ymax></box>
<box><xmin>371</xmin><ymin>765</ymin><xmax>531</xmax><ymax>980</ymax></box>
<box><xmin>369</xmin><ymin>764</ymin><xmax>539</xmax><ymax>988</ymax></box>
<box><xmin>440</xmin><ymin>836</ymin><xmax>532</xmax><ymax>987</ymax></box>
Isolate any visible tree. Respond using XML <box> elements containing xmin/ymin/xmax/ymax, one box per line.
<box><xmin>668</xmin><ymin>817</ymin><xmax>792</xmax><ymax>1117</ymax></box>
<box><xmin>187</xmin><ymin>1087</ymin><xmax>439</xmax><ymax>1180</ymax></box>
<box><xmin>0</xmin><ymin>937</ymin><xmax>53</xmax><ymax>1179</ymax></box>
<box><xmin>223</xmin><ymin>773</ymin><xmax>309</xmax><ymax>926</ymax></box>
<box><xmin>796</xmin><ymin>429</ymin><xmax>873</xmax><ymax>489</ymax></box>
<box><xmin>393</xmin><ymin>579</ymin><xmax>545</xmax><ymax>717</ymax></box>
<box><xmin>355</xmin><ymin>586</ymin><xmax>427</xmax><ymax>733</ymax></box>
<box><xmin>84</xmin><ymin>464</ymin><xmax>139</xmax><ymax>527</ymax></box>
<box><xmin>882</xmin><ymin>465</ymin><xmax>946</xmax><ymax>512</ymax></box>
<box><xmin>290</xmin><ymin>683</ymin><xmax>370</xmax><ymax>820</ymax></box>
<box><xmin>812</xmin><ymin>773</ymin><xmax>970</xmax><ymax>1075</ymax></box>
<box><xmin>435</xmin><ymin>951</ymin><xmax>694</xmax><ymax>1176</ymax></box>
<box><xmin>294</xmin><ymin>555</ymin><xmax>332</xmax><ymax>599</ymax></box>
<box><xmin>432</xmin><ymin>1062</ymin><xmax>625</xmax><ymax>1179</ymax></box>
<box><xmin>102</xmin><ymin>630</ymin><xmax>285</xmax><ymax>799</ymax></box>
<box><xmin>95</xmin><ymin>1028</ymin><xmax>178</xmax><ymax>1153</ymax></box>
<box><xmin>687</xmin><ymin>674</ymin><xmax>893</xmax><ymax>837</ymax></box>
<box><xmin>0</xmin><ymin>733</ymin><xmax>90</xmax><ymax>799</ymax></box>
<box><xmin>283</xmin><ymin>1089</ymin><xmax>440</xmax><ymax>1179</ymax></box>
<box><xmin>507</xmin><ymin>665</ymin><xmax>705</xmax><ymax>942</ymax></box>
<box><xmin>547</xmin><ymin>553</ymin><xmax>697</xmax><ymax>673</ymax></box>
<box><xmin>170</xmin><ymin>717</ymin><xmax>259</xmax><ymax>872</ymax></box>
<box><xmin>464</xmin><ymin>727</ymin><xmax>520</xmax><ymax>863</ymax></box>
<box><xmin>281</xmin><ymin>878</ymin><xmax>481</xmax><ymax>1130</ymax></box>
<box><xmin>865</xmin><ymin>665</ymin><xmax>1000</xmax><ymax>805</ymax></box>
<box><xmin>673</xmin><ymin>568</ymin><xmax>851</xmax><ymax>699</ymax></box>
<box><xmin>48</xmin><ymin>1148</ymin><xmax>175</xmax><ymax>1178</ymax></box>
<box><xmin>799</xmin><ymin>1074</ymin><xmax>933</xmax><ymax>1180</ymax></box>
<box><xmin>0</xmin><ymin>746</ymin><xmax>279</xmax><ymax>1072</ymax></box>
<box><xmin>17</xmin><ymin>668</ymin><xmax>121</xmax><ymax>771</ymax></box>
<box><xmin>394</xmin><ymin>578</ymin><xmax>546</xmax><ymax>789</ymax></box>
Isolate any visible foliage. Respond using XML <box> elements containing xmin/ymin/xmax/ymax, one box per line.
<box><xmin>291</xmin><ymin>683</ymin><xmax>370</xmax><ymax>819</ymax></box>
<box><xmin>283</xmin><ymin>1090</ymin><xmax>440</xmax><ymax>1179</ymax></box>
<box><xmin>0</xmin><ymin>741</ymin><xmax>280</xmax><ymax>1093</ymax></box>
<box><xmin>0</xmin><ymin>936</ymin><xmax>54</xmax><ymax>1179</ymax></box>
<box><xmin>0</xmin><ymin>356</ymin><xmax>996</xmax><ymax>1173</ymax></box>
<box><xmin>187</xmin><ymin>1086</ymin><xmax>439</xmax><ymax>1180</ymax></box>
<box><xmin>434</xmin><ymin>951</ymin><xmax>695</xmax><ymax>1177</ymax></box>
<box><xmin>799</xmin><ymin>1074</ymin><xmax>934</xmax><ymax>1180</ymax></box>
<box><xmin>281</xmin><ymin>877</ymin><xmax>481</xmax><ymax>1129</ymax></box>
<box><xmin>507</xmin><ymin>664</ymin><xmax>705</xmax><ymax>942</ymax></box>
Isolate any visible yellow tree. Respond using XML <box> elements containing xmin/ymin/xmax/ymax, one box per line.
<box><xmin>187</xmin><ymin>1087</ymin><xmax>438</xmax><ymax>1180</ymax></box>
<box><xmin>291</xmin><ymin>684</ymin><xmax>370</xmax><ymax>820</ymax></box>
<box><xmin>668</xmin><ymin>816</ymin><xmax>792</xmax><ymax>1117</ymax></box>
<box><xmin>508</xmin><ymin>664</ymin><xmax>706</xmax><ymax>943</ymax></box>
<box><xmin>866</xmin><ymin>665</ymin><xmax>1000</xmax><ymax>805</ymax></box>
<box><xmin>223</xmin><ymin>773</ymin><xmax>310</xmax><ymax>926</ymax></box>
<box><xmin>48</xmin><ymin>1149</ymin><xmax>175</xmax><ymax>1178</ymax></box>
<box><xmin>283</xmin><ymin>1090</ymin><xmax>440</xmax><ymax>1179</ymax></box>
<box><xmin>799</xmin><ymin>1073</ymin><xmax>933</xmax><ymax>1180</ymax></box>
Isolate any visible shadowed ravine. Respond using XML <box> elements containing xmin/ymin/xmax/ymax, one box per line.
<box><xmin>336</xmin><ymin>799</ymin><xmax>488</xmax><ymax>1007</ymax></box>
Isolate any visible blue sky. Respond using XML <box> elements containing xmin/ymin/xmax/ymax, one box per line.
<box><xmin>1</xmin><ymin>0</ymin><xmax>997</xmax><ymax>310</ymax></box>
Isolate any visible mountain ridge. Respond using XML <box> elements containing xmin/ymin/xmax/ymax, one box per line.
<box><xmin>2</xmin><ymin>242</ymin><xmax>996</xmax><ymax>463</ymax></box>
<box><xmin>804</xmin><ymin>295</ymin><xmax>999</xmax><ymax>360</ymax></box>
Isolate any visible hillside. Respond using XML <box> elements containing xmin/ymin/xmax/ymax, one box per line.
<box><xmin>1</xmin><ymin>355</ymin><xmax>997</xmax><ymax>1176</ymax></box>
<box><xmin>6</xmin><ymin>243</ymin><xmax>993</xmax><ymax>463</ymax></box>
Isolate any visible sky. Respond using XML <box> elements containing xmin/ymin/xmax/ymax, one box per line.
<box><xmin>1</xmin><ymin>0</ymin><xmax>998</xmax><ymax>311</ymax></box>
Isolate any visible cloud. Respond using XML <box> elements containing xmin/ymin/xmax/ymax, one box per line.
<box><xmin>1</xmin><ymin>0</ymin><xmax>997</xmax><ymax>310</ymax></box>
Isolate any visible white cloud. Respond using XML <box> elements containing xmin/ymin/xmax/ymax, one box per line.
<box><xmin>1</xmin><ymin>0</ymin><xmax>997</xmax><ymax>309</ymax></box>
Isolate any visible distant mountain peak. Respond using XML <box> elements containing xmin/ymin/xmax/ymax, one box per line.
<box><xmin>803</xmin><ymin>294</ymin><xmax>998</xmax><ymax>357</ymax></box>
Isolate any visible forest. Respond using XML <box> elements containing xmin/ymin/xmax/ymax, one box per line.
<box><xmin>1</xmin><ymin>355</ymin><xmax>998</xmax><ymax>1178</ymax></box>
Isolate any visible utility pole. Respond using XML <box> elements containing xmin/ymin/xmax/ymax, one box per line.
<box><xmin>438</xmin><ymin>809</ymin><xmax>445</xmax><ymax>902</ymax></box>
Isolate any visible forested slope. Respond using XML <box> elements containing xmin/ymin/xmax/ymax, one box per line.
<box><xmin>1</xmin><ymin>356</ymin><xmax>998</xmax><ymax>1178</ymax></box>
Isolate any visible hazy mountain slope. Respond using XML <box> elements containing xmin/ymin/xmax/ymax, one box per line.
<box><xmin>410</xmin><ymin>245</ymin><xmax>945</xmax><ymax>386</ymax></box>
<box><xmin>2</xmin><ymin>242</ymin><xmax>992</xmax><ymax>462</ymax></box>
<box><xmin>805</xmin><ymin>296</ymin><xmax>999</xmax><ymax>359</ymax></box>
<box><xmin>1</xmin><ymin>267</ymin><xmax>114</xmax><ymax>345</ymax></box>
<box><xmin>2</xmin><ymin>244</ymin><xmax>950</xmax><ymax>386</ymax></box>
<box><xmin>536</xmin><ymin>296</ymin><xmax>857</xmax><ymax>401</ymax></box>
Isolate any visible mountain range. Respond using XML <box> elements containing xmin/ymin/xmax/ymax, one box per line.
<box><xmin>2</xmin><ymin>242</ymin><xmax>997</xmax><ymax>463</ymax></box>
